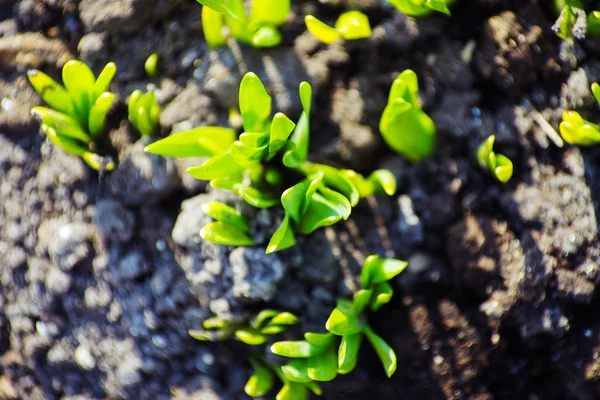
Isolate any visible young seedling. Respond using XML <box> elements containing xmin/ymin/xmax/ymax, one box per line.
<box><xmin>128</xmin><ymin>90</ymin><xmax>160</xmax><ymax>137</ymax></box>
<box><xmin>28</xmin><ymin>60</ymin><xmax>117</xmax><ymax>170</ymax></box>
<box><xmin>145</xmin><ymin>53</ymin><xmax>159</xmax><ymax>78</ymax></box>
<box><xmin>196</xmin><ymin>0</ymin><xmax>290</xmax><ymax>48</ymax></box>
<box><xmin>476</xmin><ymin>135</ymin><xmax>513</xmax><ymax>183</ymax></box>
<box><xmin>304</xmin><ymin>11</ymin><xmax>372</xmax><ymax>44</ymax></box>
<box><xmin>379</xmin><ymin>69</ymin><xmax>436</xmax><ymax>162</ymax></box>
<box><xmin>145</xmin><ymin>72</ymin><xmax>397</xmax><ymax>253</ymax></box>
<box><xmin>552</xmin><ymin>0</ymin><xmax>588</xmax><ymax>39</ymax></box>
<box><xmin>558</xmin><ymin>82</ymin><xmax>600</xmax><ymax>145</ymax></box>
<box><xmin>270</xmin><ymin>255</ymin><xmax>407</xmax><ymax>387</ymax></box>
<box><xmin>386</xmin><ymin>0</ymin><xmax>452</xmax><ymax>16</ymax></box>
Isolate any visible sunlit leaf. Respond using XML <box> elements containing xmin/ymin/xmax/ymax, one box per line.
<box><xmin>352</xmin><ymin>289</ymin><xmax>373</xmax><ymax>314</ymax></box>
<box><xmin>92</xmin><ymin>62</ymin><xmax>117</xmax><ymax>102</ymax></box>
<box><xmin>269</xmin><ymin>312</ymin><xmax>298</xmax><ymax>326</ymax></box>
<box><xmin>43</xmin><ymin>125</ymin><xmax>87</xmax><ymax>156</ymax></box>
<box><xmin>88</xmin><ymin>92</ymin><xmax>115</xmax><ymax>138</ymax></box>
<box><xmin>245</xmin><ymin>358</ymin><xmax>275</xmax><ymax>397</ymax></box>
<box><xmin>338</xmin><ymin>333</ymin><xmax>362</xmax><ymax>374</ymax></box>
<box><xmin>304</xmin><ymin>332</ymin><xmax>335</xmax><ymax>347</ymax></box>
<box><xmin>31</xmin><ymin>107</ymin><xmax>91</xmax><ymax>143</ymax></box>
<box><xmin>233</xmin><ymin>184</ymin><xmax>279</xmax><ymax>208</ymax></box>
<box><xmin>269</xmin><ymin>112</ymin><xmax>296</xmax><ymax>155</ymax></box>
<box><xmin>305</xmin><ymin>15</ymin><xmax>341</xmax><ymax>44</ymax></box>
<box><xmin>369</xmin><ymin>282</ymin><xmax>393</xmax><ymax>312</ymax></box>
<box><xmin>187</xmin><ymin>151</ymin><xmax>244</xmax><ymax>180</ymax></box>
<box><xmin>202</xmin><ymin>5</ymin><xmax>228</xmax><ymax>48</ymax></box>
<box><xmin>270</xmin><ymin>340</ymin><xmax>327</xmax><ymax>358</ymax></box>
<box><xmin>27</xmin><ymin>70</ymin><xmax>74</xmax><ymax>116</ymax></box>
<box><xmin>335</xmin><ymin>11</ymin><xmax>372</xmax><ymax>41</ymax></box>
<box><xmin>307</xmin><ymin>345</ymin><xmax>338</xmax><ymax>381</ymax></box>
<box><xmin>276</xmin><ymin>381</ymin><xmax>309</xmax><ymax>400</ymax></box>
<box><xmin>296</xmin><ymin>192</ymin><xmax>345</xmax><ymax>235</ymax></box>
<box><xmin>201</xmin><ymin>201</ymin><xmax>251</xmax><ymax>232</ymax></box>
<box><xmin>325</xmin><ymin>298</ymin><xmax>364</xmax><ymax>336</ymax></box>
<box><xmin>363</xmin><ymin>325</ymin><xmax>397</xmax><ymax>378</ymax></box>
<box><xmin>368</xmin><ymin>169</ymin><xmax>397</xmax><ymax>196</ymax></box>
<box><xmin>240</xmin><ymin>72</ymin><xmax>272</xmax><ymax>132</ymax></box>
<box><xmin>283</xmin><ymin>82</ymin><xmax>311</xmax><ymax>167</ymax></box>
<box><xmin>145</xmin><ymin>127</ymin><xmax>236</xmax><ymax>157</ymax></box>
<box><xmin>267</xmin><ymin>214</ymin><xmax>296</xmax><ymax>254</ymax></box>
<box><xmin>281</xmin><ymin>359</ymin><xmax>312</xmax><ymax>383</ymax></box>
<box><xmin>235</xmin><ymin>328</ymin><xmax>269</xmax><ymax>345</ymax></box>
<box><xmin>249</xmin><ymin>0</ymin><xmax>289</xmax><ymax>28</ymax></box>
<box><xmin>200</xmin><ymin>221</ymin><xmax>255</xmax><ymax>246</ymax></box>
<box><xmin>252</xmin><ymin>25</ymin><xmax>283</xmax><ymax>47</ymax></box>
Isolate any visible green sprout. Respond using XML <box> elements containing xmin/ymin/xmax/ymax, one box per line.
<box><xmin>270</xmin><ymin>255</ymin><xmax>407</xmax><ymax>388</ymax></box>
<box><xmin>379</xmin><ymin>69</ymin><xmax>436</xmax><ymax>162</ymax></box>
<box><xmin>552</xmin><ymin>0</ymin><xmax>588</xmax><ymax>39</ymax></box>
<box><xmin>304</xmin><ymin>11</ymin><xmax>372</xmax><ymax>44</ymax></box>
<box><xmin>128</xmin><ymin>90</ymin><xmax>160</xmax><ymax>137</ymax></box>
<box><xmin>28</xmin><ymin>60</ymin><xmax>117</xmax><ymax>171</ymax></box>
<box><xmin>386</xmin><ymin>0</ymin><xmax>452</xmax><ymax>16</ymax></box>
<box><xmin>197</xmin><ymin>0</ymin><xmax>290</xmax><ymax>48</ymax></box>
<box><xmin>145</xmin><ymin>72</ymin><xmax>396</xmax><ymax>253</ymax></box>
<box><xmin>145</xmin><ymin>53</ymin><xmax>159</xmax><ymax>78</ymax></box>
<box><xmin>559</xmin><ymin>82</ymin><xmax>600</xmax><ymax>145</ymax></box>
<box><xmin>476</xmin><ymin>135</ymin><xmax>513</xmax><ymax>183</ymax></box>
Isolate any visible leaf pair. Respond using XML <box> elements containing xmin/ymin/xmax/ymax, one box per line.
<box><xmin>245</xmin><ymin>356</ymin><xmax>321</xmax><ymax>399</ymax></box>
<box><xmin>28</xmin><ymin>60</ymin><xmax>117</xmax><ymax>170</ymax></box>
<box><xmin>386</xmin><ymin>0</ymin><xmax>452</xmax><ymax>16</ymax></box>
<box><xmin>200</xmin><ymin>201</ymin><xmax>255</xmax><ymax>246</ymax></box>
<box><xmin>128</xmin><ymin>90</ymin><xmax>160</xmax><ymax>137</ymax></box>
<box><xmin>476</xmin><ymin>135</ymin><xmax>513</xmax><ymax>183</ymax></box>
<box><xmin>197</xmin><ymin>0</ymin><xmax>289</xmax><ymax>48</ymax></box>
<box><xmin>189</xmin><ymin>309</ymin><xmax>297</xmax><ymax>345</ymax></box>
<box><xmin>304</xmin><ymin>11</ymin><xmax>372</xmax><ymax>44</ymax></box>
<box><xmin>379</xmin><ymin>69</ymin><xmax>436</xmax><ymax>162</ymax></box>
<box><xmin>559</xmin><ymin>82</ymin><xmax>600</xmax><ymax>146</ymax></box>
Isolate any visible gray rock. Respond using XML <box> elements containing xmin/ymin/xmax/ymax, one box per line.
<box><xmin>75</xmin><ymin>345</ymin><xmax>96</xmax><ymax>371</ymax></box>
<box><xmin>116</xmin><ymin>353</ymin><xmax>143</xmax><ymax>386</ymax></box>
<box><xmin>396</xmin><ymin>194</ymin><xmax>424</xmax><ymax>247</ymax></box>
<box><xmin>77</xmin><ymin>32</ymin><xmax>109</xmax><ymax>69</ymax></box>
<box><xmin>45</xmin><ymin>267</ymin><xmax>72</xmax><ymax>295</ymax></box>
<box><xmin>117</xmin><ymin>251</ymin><xmax>150</xmax><ymax>282</ymax></box>
<box><xmin>229</xmin><ymin>247</ymin><xmax>286</xmax><ymax>302</ymax></box>
<box><xmin>94</xmin><ymin>199</ymin><xmax>136</xmax><ymax>243</ymax></box>
<box><xmin>47</xmin><ymin>223</ymin><xmax>93</xmax><ymax>271</ymax></box>
<box><xmin>160</xmin><ymin>81</ymin><xmax>219</xmax><ymax>129</ymax></box>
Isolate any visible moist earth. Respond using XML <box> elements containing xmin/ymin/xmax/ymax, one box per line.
<box><xmin>1</xmin><ymin>0</ymin><xmax>600</xmax><ymax>399</ymax></box>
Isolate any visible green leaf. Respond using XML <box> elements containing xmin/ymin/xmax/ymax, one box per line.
<box><xmin>338</xmin><ymin>333</ymin><xmax>362</xmax><ymax>374</ymax></box>
<box><xmin>307</xmin><ymin>345</ymin><xmax>338</xmax><ymax>381</ymax></box>
<box><xmin>223</xmin><ymin>0</ymin><xmax>250</xmax><ymax>41</ymax></box>
<box><xmin>280</xmin><ymin>174</ymin><xmax>313</xmax><ymax>222</ymax></box>
<box><xmin>196</xmin><ymin>0</ymin><xmax>238</xmax><ymax>19</ymax></box>
<box><xmin>245</xmin><ymin>358</ymin><xmax>275</xmax><ymax>397</ymax></box>
<box><xmin>27</xmin><ymin>70</ymin><xmax>75</xmax><ymax>116</ymax></box>
<box><xmin>249</xmin><ymin>0</ymin><xmax>289</xmax><ymax>28</ymax></box>
<box><xmin>240</xmin><ymin>132</ymin><xmax>269</xmax><ymax>147</ymax></box>
<box><xmin>352</xmin><ymin>289</ymin><xmax>373</xmax><ymax>314</ymax></box>
<box><xmin>425</xmin><ymin>0</ymin><xmax>451</xmax><ymax>14</ymax></box>
<box><xmin>260</xmin><ymin>325</ymin><xmax>287</xmax><ymax>335</ymax></box>
<box><xmin>326</xmin><ymin>298</ymin><xmax>364</xmax><ymax>336</ymax></box>
<box><xmin>128</xmin><ymin>90</ymin><xmax>142</xmax><ymax>130</ymax></box>
<box><xmin>304</xmin><ymin>332</ymin><xmax>335</xmax><ymax>347</ymax></box>
<box><xmin>477</xmin><ymin>135</ymin><xmax>495</xmax><ymax>170</ymax></box>
<box><xmin>230</xmin><ymin>141</ymin><xmax>268</xmax><ymax>166</ymax></box>
<box><xmin>203</xmin><ymin>316</ymin><xmax>234</xmax><ymax>329</ymax></box>
<box><xmin>360</xmin><ymin>255</ymin><xmax>380</xmax><ymax>288</ymax></box>
<box><xmin>200</xmin><ymin>221</ymin><xmax>255</xmax><ymax>246</ymax></box>
<box><xmin>235</xmin><ymin>328</ymin><xmax>269</xmax><ymax>345</ymax></box>
<box><xmin>92</xmin><ymin>62</ymin><xmax>117</xmax><ymax>102</ymax></box>
<box><xmin>305</xmin><ymin>15</ymin><xmax>342</xmax><ymax>44</ymax></box>
<box><xmin>239</xmin><ymin>72</ymin><xmax>272</xmax><ymax>132</ymax></box>
<box><xmin>368</xmin><ymin>169</ymin><xmax>397</xmax><ymax>196</ymax></box>
<box><xmin>592</xmin><ymin>82</ymin><xmax>600</xmax><ymax>104</ymax></box>
<box><xmin>302</xmin><ymin>163</ymin><xmax>360</xmax><ymax>206</ymax></box>
<box><xmin>494</xmin><ymin>154</ymin><xmax>513</xmax><ymax>183</ymax></box>
<box><xmin>365</xmin><ymin>257</ymin><xmax>408</xmax><ymax>287</ymax></box>
<box><xmin>88</xmin><ymin>92</ymin><xmax>115</xmax><ymax>138</ymax></box>
<box><xmin>283</xmin><ymin>83</ymin><xmax>311</xmax><ymax>168</ymax></box>
<box><xmin>296</xmin><ymin>192</ymin><xmax>345</xmax><ymax>235</ymax></box>
<box><xmin>369</xmin><ymin>282</ymin><xmax>394</xmax><ymax>312</ymax></box>
<box><xmin>233</xmin><ymin>184</ymin><xmax>279</xmax><ymax>208</ymax></box>
<box><xmin>31</xmin><ymin>107</ymin><xmax>91</xmax><ymax>143</ymax></box>
<box><xmin>317</xmin><ymin>186</ymin><xmax>352</xmax><ymax>220</ymax></box>
<box><xmin>187</xmin><ymin>151</ymin><xmax>244</xmax><ymax>180</ymax></box>
<box><xmin>251</xmin><ymin>309</ymin><xmax>280</xmax><ymax>329</ymax></box>
<box><xmin>269</xmin><ymin>112</ymin><xmax>296</xmax><ymax>155</ymax></box>
<box><xmin>281</xmin><ymin>359</ymin><xmax>312</xmax><ymax>383</ymax></box>
<box><xmin>43</xmin><ymin>125</ymin><xmax>88</xmax><ymax>156</ymax></box>
<box><xmin>145</xmin><ymin>127</ymin><xmax>236</xmax><ymax>157</ymax></box>
<box><xmin>252</xmin><ymin>25</ymin><xmax>283</xmax><ymax>48</ymax></box>
<box><xmin>363</xmin><ymin>325</ymin><xmax>397</xmax><ymax>378</ymax></box>
<box><xmin>82</xmin><ymin>152</ymin><xmax>115</xmax><ymax>171</ymax></box>
<box><xmin>267</xmin><ymin>214</ymin><xmax>296</xmax><ymax>254</ymax></box>
<box><xmin>62</xmin><ymin>60</ymin><xmax>96</xmax><ymax>127</ymax></box>
<box><xmin>189</xmin><ymin>328</ymin><xmax>236</xmax><ymax>341</ymax></box>
<box><xmin>202</xmin><ymin>5</ymin><xmax>228</xmax><ymax>48</ymax></box>
<box><xmin>270</xmin><ymin>340</ymin><xmax>327</xmax><ymax>358</ymax></box>
<box><xmin>201</xmin><ymin>201</ymin><xmax>251</xmax><ymax>232</ymax></box>
<box><xmin>335</xmin><ymin>11</ymin><xmax>372</xmax><ymax>41</ymax></box>
<box><xmin>269</xmin><ymin>312</ymin><xmax>298</xmax><ymax>326</ymax></box>
<box><xmin>145</xmin><ymin>53</ymin><xmax>159</xmax><ymax>78</ymax></box>
<box><xmin>276</xmin><ymin>382</ymin><xmax>309</xmax><ymax>400</ymax></box>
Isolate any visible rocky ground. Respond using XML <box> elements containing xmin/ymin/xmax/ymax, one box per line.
<box><xmin>1</xmin><ymin>0</ymin><xmax>600</xmax><ymax>399</ymax></box>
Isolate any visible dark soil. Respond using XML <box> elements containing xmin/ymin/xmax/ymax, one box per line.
<box><xmin>1</xmin><ymin>0</ymin><xmax>600</xmax><ymax>399</ymax></box>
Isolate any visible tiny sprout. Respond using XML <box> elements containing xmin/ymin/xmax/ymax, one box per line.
<box><xmin>200</xmin><ymin>201</ymin><xmax>255</xmax><ymax>246</ymax></box>
<box><xmin>145</xmin><ymin>53</ymin><xmax>159</xmax><ymax>78</ymax></box>
<box><xmin>379</xmin><ymin>69</ymin><xmax>436</xmax><ymax>162</ymax></box>
<box><xmin>128</xmin><ymin>90</ymin><xmax>160</xmax><ymax>137</ymax></box>
<box><xmin>476</xmin><ymin>135</ymin><xmax>513</xmax><ymax>183</ymax></box>
<box><xmin>270</xmin><ymin>255</ymin><xmax>406</xmax><ymax>387</ymax></box>
<box><xmin>28</xmin><ymin>60</ymin><xmax>117</xmax><ymax>171</ymax></box>
<box><xmin>558</xmin><ymin>81</ymin><xmax>600</xmax><ymax>146</ymax></box>
<box><xmin>386</xmin><ymin>0</ymin><xmax>452</xmax><ymax>16</ymax></box>
<box><xmin>197</xmin><ymin>0</ymin><xmax>290</xmax><ymax>49</ymax></box>
<box><xmin>304</xmin><ymin>11</ymin><xmax>371</xmax><ymax>44</ymax></box>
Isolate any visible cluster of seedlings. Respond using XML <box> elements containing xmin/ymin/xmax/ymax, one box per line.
<box><xmin>27</xmin><ymin>0</ymin><xmax>600</xmax><ymax>397</ymax></box>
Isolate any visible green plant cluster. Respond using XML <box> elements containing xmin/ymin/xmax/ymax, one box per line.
<box><xmin>553</xmin><ymin>0</ymin><xmax>600</xmax><ymax>39</ymax></box>
<box><xmin>379</xmin><ymin>69</ymin><xmax>436</xmax><ymax>162</ymax></box>
<box><xmin>387</xmin><ymin>0</ymin><xmax>452</xmax><ymax>16</ymax></box>
<box><xmin>559</xmin><ymin>82</ymin><xmax>600</xmax><ymax>145</ymax></box>
<box><xmin>476</xmin><ymin>135</ymin><xmax>513</xmax><ymax>183</ymax></box>
<box><xmin>189</xmin><ymin>255</ymin><xmax>407</xmax><ymax>399</ymax></box>
<box><xmin>305</xmin><ymin>11</ymin><xmax>372</xmax><ymax>44</ymax></box>
<box><xmin>197</xmin><ymin>0</ymin><xmax>290</xmax><ymax>48</ymax></box>
<box><xmin>128</xmin><ymin>90</ymin><xmax>161</xmax><ymax>137</ymax></box>
<box><xmin>28</xmin><ymin>60</ymin><xmax>117</xmax><ymax>170</ymax></box>
<box><xmin>145</xmin><ymin>72</ymin><xmax>397</xmax><ymax>253</ymax></box>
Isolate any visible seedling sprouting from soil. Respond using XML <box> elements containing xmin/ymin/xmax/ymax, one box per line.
<box><xmin>477</xmin><ymin>135</ymin><xmax>513</xmax><ymax>183</ymax></box>
<box><xmin>196</xmin><ymin>0</ymin><xmax>290</xmax><ymax>48</ymax></box>
<box><xmin>128</xmin><ymin>90</ymin><xmax>160</xmax><ymax>137</ymax></box>
<box><xmin>304</xmin><ymin>11</ymin><xmax>372</xmax><ymax>44</ymax></box>
<box><xmin>28</xmin><ymin>60</ymin><xmax>117</xmax><ymax>171</ymax></box>
<box><xmin>145</xmin><ymin>72</ymin><xmax>396</xmax><ymax>253</ymax></box>
<box><xmin>386</xmin><ymin>0</ymin><xmax>452</xmax><ymax>16</ymax></box>
<box><xmin>379</xmin><ymin>69</ymin><xmax>436</xmax><ymax>162</ymax></box>
<box><xmin>145</xmin><ymin>53</ymin><xmax>159</xmax><ymax>78</ymax></box>
<box><xmin>558</xmin><ymin>82</ymin><xmax>600</xmax><ymax>145</ymax></box>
